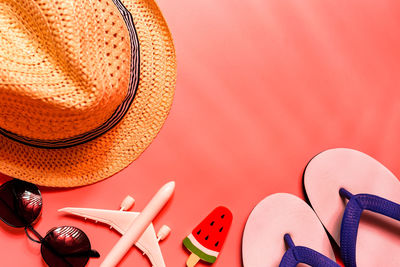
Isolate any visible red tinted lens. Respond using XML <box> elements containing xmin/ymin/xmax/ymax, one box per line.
<box><xmin>0</xmin><ymin>179</ymin><xmax>42</xmax><ymax>227</ymax></box>
<box><xmin>41</xmin><ymin>226</ymin><xmax>91</xmax><ymax>267</ymax></box>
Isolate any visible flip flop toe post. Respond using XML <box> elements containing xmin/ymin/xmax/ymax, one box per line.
<box><xmin>242</xmin><ymin>193</ymin><xmax>337</xmax><ymax>267</ymax></box>
<box><xmin>304</xmin><ymin>148</ymin><xmax>400</xmax><ymax>267</ymax></box>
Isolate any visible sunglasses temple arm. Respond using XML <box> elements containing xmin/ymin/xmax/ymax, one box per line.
<box><xmin>60</xmin><ymin>249</ymin><xmax>100</xmax><ymax>258</ymax></box>
<box><xmin>90</xmin><ymin>249</ymin><xmax>101</xmax><ymax>258</ymax></box>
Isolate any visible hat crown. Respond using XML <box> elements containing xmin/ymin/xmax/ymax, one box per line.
<box><xmin>0</xmin><ymin>0</ymin><xmax>131</xmax><ymax>140</ymax></box>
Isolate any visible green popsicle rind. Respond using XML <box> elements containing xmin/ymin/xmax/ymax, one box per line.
<box><xmin>183</xmin><ymin>237</ymin><xmax>217</xmax><ymax>263</ymax></box>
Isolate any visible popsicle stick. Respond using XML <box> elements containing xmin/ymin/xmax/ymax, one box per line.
<box><xmin>186</xmin><ymin>253</ymin><xmax>200</xmax><ymax>267</ymax></box>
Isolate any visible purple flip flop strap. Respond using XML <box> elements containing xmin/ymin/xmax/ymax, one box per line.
<box><xmin>279</xmin><ymin>234</ymin><xmax>340</xmax><ymax>267</ymax></box>
<box><xmin>339</xmin><ymin>188</ymin><xmax>400</xmax><ymax>267</ymax></box>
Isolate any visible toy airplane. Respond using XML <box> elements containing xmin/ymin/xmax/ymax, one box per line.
<box><xmin>59</xmin><ymin>182</ymin><xmax>174</xmax><ymax>267</ymax></box>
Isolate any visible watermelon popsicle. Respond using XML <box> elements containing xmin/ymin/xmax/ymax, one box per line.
<box><xmin>183</xmin><ymin>206</ymin><xmax>233</xmax><ymax>266</ymax></box>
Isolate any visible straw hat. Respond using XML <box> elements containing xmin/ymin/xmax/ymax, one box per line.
<box><xmin>0</xmin><ymin>0</ymin><xmax>176</xmax><ymax>187</ymax></box>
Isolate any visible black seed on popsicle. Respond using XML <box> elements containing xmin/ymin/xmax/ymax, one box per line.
<box><xmin>183</xmin><ymin>206</ymin><xmax>233</xmax><ymax>265</ymax></box>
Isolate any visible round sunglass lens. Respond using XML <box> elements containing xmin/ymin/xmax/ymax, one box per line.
<box><xmin>0</xmin><ymin>179</ymin><xmax>42</xmax><ymax>227</ymax></box>
<box><xmin>41</xmin><ymin>226</ymin><xmax>92</xmax><ymax>267</ymax></box>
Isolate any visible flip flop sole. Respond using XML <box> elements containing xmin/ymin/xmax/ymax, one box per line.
<box><xmin>304</xmin><ymin>148</ymin><xmax>400</xmax><ymax>266</ymax></box>
<box><xmin>242</xmin><ymin>193</ymin><xmax>335</xmax><ymax>267</ymax></box>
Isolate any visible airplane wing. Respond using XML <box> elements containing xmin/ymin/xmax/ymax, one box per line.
<box><xmin>59</xmin><ymin>208</ymin><xmax>166</xmax><ymax>267</ymax></box>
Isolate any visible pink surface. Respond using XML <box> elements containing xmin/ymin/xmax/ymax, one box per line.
<box><xmin>242</xmin><ymin>193</ymin><xmax>335</xmax><ymax>267</ymax></box>
<box><xmin>1</xmin><ymin>0</ymin><xmax>400</xmax><ymax>266</ymax></box>
<box><xmin>304</xmin><ymin>148</ymin><xmax>400</xmax><ymax>266</ymax></box>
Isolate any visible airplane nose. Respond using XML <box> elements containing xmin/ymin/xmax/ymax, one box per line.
<box><xmin>163</xmin><ymin>181</ymin><xmax>175</xmax><ymax>194</ymax></box>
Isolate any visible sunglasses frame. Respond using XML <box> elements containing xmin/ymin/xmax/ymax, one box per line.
<box><xmin>0</xmin><ymin>179</ymin><xmax>99</xmax><ymax>267</ymax></box>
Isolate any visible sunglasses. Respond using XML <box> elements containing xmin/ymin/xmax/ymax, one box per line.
<box><xmin>0</xmin><ymin>179</ymin><xmax>100</xmax><ymax>267</ymax></box>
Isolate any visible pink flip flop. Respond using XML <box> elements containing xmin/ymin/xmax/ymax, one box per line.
<box><xmin>304</xmin><ymin>148</ymin><xmax>400</xmax><ymax>267</ymax></box>
<box><xmin>242</xmin><ymin>193</ymin><xmax>337</xmax><ymax>267</ymax></box>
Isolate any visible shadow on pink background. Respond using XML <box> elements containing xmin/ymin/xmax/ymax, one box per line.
<box><xmin>1</xmin><ymin>0</ymin><xmax>400</xmax><ymax>266</ymax></box>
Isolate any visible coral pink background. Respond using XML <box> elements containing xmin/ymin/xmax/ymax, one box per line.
<box><xmin>1</xmin><ymin>0</ymin><xmax>400</xmax><ymax>266</ymax></box>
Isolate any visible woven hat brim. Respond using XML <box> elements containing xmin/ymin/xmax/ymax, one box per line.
<box><xmin>0</xmin><ymin>0</ymin><xmax>176</xmax><ymax>187</ymax></box>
